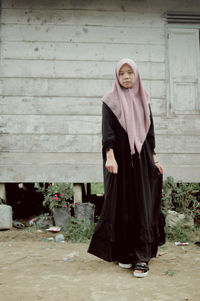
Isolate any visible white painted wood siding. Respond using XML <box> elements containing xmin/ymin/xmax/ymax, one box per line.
<box><xmin>0</xmin><ymin>0</ymin><xmax>200</xmax><ymax>182</ymax></box>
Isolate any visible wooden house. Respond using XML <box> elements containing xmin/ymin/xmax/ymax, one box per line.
<box><xmin>0</xmin><ymin>0</ymin><xmax>199</xmax><ymax>200</ymax></box>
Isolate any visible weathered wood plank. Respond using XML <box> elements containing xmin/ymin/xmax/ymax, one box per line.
<box><xmin>0</xmin><ymin>164</ymin><xmax>199</xmax><ymax>183</ymax></box>
<box><xmin>1</xmin><ymin>115</ymin><xmax>199</xmax><ymax>136</ymax></box>
<box><xmin>0</xmin><ymin>78</ymin><xmax>165</xmax><ymax>99</ymax></box>
<box><xmin>0</xmin><ymin>96</ymin><xmax>102</xmax><ymax>115</ymax></box>
<box><xmin>0</xmin><ymin>152</ymin><xmax>199</xmax><ymax>182</ymax></box>
<box><xmin>0</xmin><ymin>134</ymin><xmax>102</xmax><ymax>153</ymax></box>
<box><xmin>0</xmin><ymin>96</ymin><xmax>165</xmax><ymax>116</ymax></box>
<box><xmin>1</xmin><ymin>42</ymin><xmax>165</xmax><ymax>62</ymax></box>
<box><xmin>1</xmin><ymin>24</ymin><xmax>165</xmax><ymax>45</ymax></box>
<box><xmin>163</xmin><ymin>167</ymin><xmax>200</xmax><ymax>183</ymax></box>
<box><xmin>1</xmin><ymin>60</ymin><xmax>165</xmax><ymax>80</ymax></box>
<box><xmin>156</xmin><ymin>135</ymin><xmax>200</xmax><ymax>154</ymax></box>
<box><xmin>154</xmin><ymin>116</ymin><xmax>200</xmax><ymax>135</ymax></box>
<box><xmin>0</xmin><ymin>152</ymin><xmax>102</xmax><ymax>165</ymax></box>
<box><xmin>1</xmin><ymin>78</ymin><xmax>112</xmax><ymax>97</ymax></box>
<box><xmin>2</xmin><ymin>0</ymin><xmax>199</xmax><ymax>12</ymax></box>
<box><xmin>157</xmin><ymin>154</ymin><xmax>200</xmax><ymax>166</ymax></box>
<box><xmin>0</xmin><ymin>152</ymin><xmax>199</xmax><ymax>166</ymax></box>
<box><xmin>0</xmin><ymin>164</ymin><xmax>103</xmax><ymax>183</ymax></box>
<box><xmin>1</xmin><ymin>0</ymin><xmax>141</xmax><ymax>10</ymax></box>
<box><xmin>0</xmin><ymin>116</ymin><xmax>101</xmax><ymax>134</ymax></box>
<box><xmin>1</xmin><ymin>8</ymin><xmax>164</xmax><ymax>28</ymax></box>
<box><xmin>0</xmin><ymin>134</ymin><xmax>199</xmax><ymax>153</ymax></box>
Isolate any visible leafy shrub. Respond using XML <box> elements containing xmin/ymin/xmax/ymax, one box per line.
<box><xmin>62</xmin><ymin>217</ymin><xmax>95</xmax><ymax>243</ymax></box>
<box><xmin>162</xmin><ymin>177</ymin><xmax>200</xmax><ymax>221</ymax></box>
<box><xmin>35</xmin><ymin>183</ymin><xmax>74</xmax><ymax>211</ymax></box>
<box><xmin>165</xmin><ymin>220</ymin><xmax>193</xmax><ymax>242</ymax></box>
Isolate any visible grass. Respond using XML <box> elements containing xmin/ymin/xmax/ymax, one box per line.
<box><xmin>164</xmin><ymin>269</ymin><xmax>177</xmax><ymax>276</ymax></box>
<box><xmin>90</xmin><ymin>183</ymin><xmax>104</xmax><ymax>194</ymax></box>
<box><xmin>61</xmin><ymin>217</ymin><xmax>96</xmax><ymax>243</ymax></box>
<box><xmin>165</xmin><ymin>221</ymin><xmax>200</xmax><ymax>243</ymax></box>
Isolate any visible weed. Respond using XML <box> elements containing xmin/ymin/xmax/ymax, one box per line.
<box><xmin>164</xmin><ymin>269</ymin><xmax>177</xmax><ymax>276</ymax></box>
<box><xmin>162</xmin><ymin>177</ymin><xmax>200</xmax><ymax>221</ymax></box>
<box><xmin>62</xmin><ymin>217</ymin><xmax>95</xmax><ymax>243</ymax></box>
<box><xmin>165</xmin><ymin>220</ymin><xmax>193</xmax><ymax>242</ymax></box>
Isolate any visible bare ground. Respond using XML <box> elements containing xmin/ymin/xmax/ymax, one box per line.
<box><xmin>0</xmin><ymin>228</ymin><xmax>200</xmax><ymax>301</ymax></box>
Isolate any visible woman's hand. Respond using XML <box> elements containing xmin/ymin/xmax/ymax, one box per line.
<box><xmin>106</xmin><ymin>149</ymin><xmax>118</xmax><ymax>174</ymax></box>
<box><xmin>153</xmin><ymin>154</ymin><xmax>164</xmax><ymax>174</ymax></box>
<box><xmin>155</xmin><ymin>162</ymin><xmax>164</xmax><ymax>175</ymax></box>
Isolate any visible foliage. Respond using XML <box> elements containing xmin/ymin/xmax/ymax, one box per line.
<box><xmin>35</xmin><ymin>182</ymin><xmax>74</xmax><ymax>211</ymax></box>
<box><xmin>164</xmin><ymin>269</ymin><xmax>177</xmax><ymax>277</ymax></box>
<box><xmin>91</xmin><ymin>183</ymin><xmax>104</xmax><ymax>194</ymax></box>
<box><xmin>162</xmin><ymin>176</ymin><xmax>200</xmax><ymax>220</ymax></box>
<box><xmin>84</xmin><ymin>183</ymin><xmax>104</xmax><ymax>195</ymax></box>
<box><xmin>165</xmin><ymin>220</ymin><xmax>193</xmax><ymax>242</ymax></box>
<box><xmin>34</xmin><ymin>212</ymin><xmax>52</xmax><ymax>222</ymax></box>
<box><xmin>162</xmin><ymin>177</ymin><xmax>200</xmax><ymax>242</ymax></box>
<box><xmin>62</xmin><ymin>217</ymin><xmax>95</xmax><ymax>243</ymax></box>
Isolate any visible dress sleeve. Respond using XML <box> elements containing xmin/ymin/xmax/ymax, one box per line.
<box><xmin>146</xmin><ymin>105</ymin><xmax>156</xmax><ymax>155</ymax></box>
<box><xmin>102</xmin><ymin>103</ymin><xmax>116</xmax><ymax>157</ymax></box>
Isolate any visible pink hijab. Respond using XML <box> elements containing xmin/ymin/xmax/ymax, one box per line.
<box><xmin>102</xmin><ymin>58</ymin><xmax>150</xmax><ymax>155</ymax></box>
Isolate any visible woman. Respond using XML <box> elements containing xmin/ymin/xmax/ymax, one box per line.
<box><xmin>88</xmin><ymin>58</ymin><xmax>165</xmax><ymax>278</ymax></box>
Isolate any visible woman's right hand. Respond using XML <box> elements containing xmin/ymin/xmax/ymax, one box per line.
<box><xmin>105</xmin><ymin>149</ymin><xmax>118</xmax><ymax>174</ymax></box>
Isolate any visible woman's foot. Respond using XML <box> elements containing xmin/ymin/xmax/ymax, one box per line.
<box><xmin>118</xmin><ymin>262</ymin><xmax>132</xmax><ymax>269</ymax></box>
<box><xmin>133</xmin><ymin>262</ymin><xmax>149</xmax><ymax>278</ymax></box>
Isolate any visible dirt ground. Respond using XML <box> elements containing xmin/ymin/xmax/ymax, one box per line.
<box><xmin>0</xmin><ymin>228</ymin><xmax>199</xmax><ymax>301</ymax></box>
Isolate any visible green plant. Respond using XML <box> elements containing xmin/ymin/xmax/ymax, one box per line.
<box><xmin>35</xmin><ymin>183</ymin><xmax>74</xmax><ymax>211</ymax></box>
<box><xmin>165</xmin><ymin>220</ymin><xmax>193</xmax><ymax>242</ymax></box>
<box><xmin>91</xmin><ymin>183</ymin><xmax>104</xmax><ymax>194</ymax></box>
<box><xmin>164</xmin><ymin>269</ymin><xmax>177</xmax><ymax>277</ymax></box>
<box><xmin>62</xmin><ymin>217</ymin><xmax>95</xmax><ymax>243</ymax></box>
<box><xmin>162</xmin><ymin>177</ymin><xmax>200</xmax><ymax>220</ymax></box>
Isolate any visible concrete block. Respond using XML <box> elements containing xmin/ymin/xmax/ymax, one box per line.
<box><xmin>0</xmin><ymin>205</ymin><xmax>13</xmax><ymax>229</ymax></box>
<box><xmin>74</xmin><ymin>202</ymin><xmax>95</xmax><ymax>224</ymax></box>
<box><xmin>53</xmin><ymin>207</ymin><xmax>71</xmax><ymax>227</ymax></box>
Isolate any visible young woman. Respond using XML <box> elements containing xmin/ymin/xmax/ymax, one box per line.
<box><xmin>88</xmin><ymin>58</ymin><xmax>165</xmax><ymax>278</ymax></box>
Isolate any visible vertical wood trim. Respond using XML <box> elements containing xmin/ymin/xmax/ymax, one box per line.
<box><xmin>167</xmin><ymin>27</ymin><xmax>200</xmax><ymax>115</ymax></box>
<box><xmin>0</xmin><ymin>184</ymin><xmax>7</xmax><ymax>202</ymax></box>
<box><xmin>73</xmin><ymin>183</ymin><xmax>83</xmax><ymax>203</ymax></box>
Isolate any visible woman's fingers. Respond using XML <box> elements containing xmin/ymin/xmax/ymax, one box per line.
<box><xmin>155</xmin><ymin>163</ymin><xmax>164</xmax><ymax>175</ymax></box>
<box><xmin>105</xmin><ymin>161</ymin><xmax>118</xmax><ymax>174</ymax></box>
<box><xmin>113</xmin><ymin>164</ymin><xmax>118</xmax><ymax>174</ymax></box>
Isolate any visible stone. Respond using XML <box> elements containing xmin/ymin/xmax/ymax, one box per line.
<box><xmin>0</xmin><ymin>205</ymin><xmax>13</xmax><ymax>229</ymax></box>
<box><xmin>182</xmin><ymin>214</ymin><xmax>194</xmax><ymax>229</ymax></box>
<box><xmin>74</xmin><ymin>202</ymin><xmax>95</xmax><ymax>224</ymax></box>
<box><xmin>53</xmin><ymin>207</ymin><xmax>71</xmax><ymax>227</ymax></box>
<box><xmin>166</xmin><ymin>210</ymin><xmax>194</xmax><ymax>229</ymax></box>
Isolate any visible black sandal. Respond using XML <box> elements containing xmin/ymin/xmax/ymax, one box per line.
<box><xmin>133</xmin><ymin>262</ymin><xmax>149</xmax><ymax>278</ymax></box>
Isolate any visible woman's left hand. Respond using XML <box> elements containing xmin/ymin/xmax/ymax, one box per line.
<box><xmin>155</xmin><ymin>162</ymin><xmax>164</xmax><ymax>175</ymax></box>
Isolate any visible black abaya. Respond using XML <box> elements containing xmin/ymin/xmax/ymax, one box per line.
<box><xmin>88</xmin><ymin>103</ymin><xmax>165</xmax><ymax>262</ymax></box>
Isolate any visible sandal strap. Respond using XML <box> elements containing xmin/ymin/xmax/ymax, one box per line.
<box><xmin>134</xmin><ymin>263</ymin><xmax>149</xmax><ymax>272</ymax></box>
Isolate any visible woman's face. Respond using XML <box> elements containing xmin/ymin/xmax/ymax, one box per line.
<box><xmin>118</xmin><ymin>64</ymin><xmax>135</xmax><ymax>88</ymax></box>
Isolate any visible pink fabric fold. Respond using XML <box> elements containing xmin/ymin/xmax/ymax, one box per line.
<box><xmin>102</xmin><ymin>58</ymin><xmax>151</xmax><ymax>155</ymax></box>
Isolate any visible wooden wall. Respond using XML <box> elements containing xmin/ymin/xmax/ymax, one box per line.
<box><xmin>0</xmin><ymin>0</ymin><xmax>199</xmax><ymax>182</ymax></box>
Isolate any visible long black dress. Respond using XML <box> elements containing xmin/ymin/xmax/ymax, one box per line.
<box><xmin>88</xmin><ymin>103</ymin><xmax>165</xmax><ymax>262</ymax></box>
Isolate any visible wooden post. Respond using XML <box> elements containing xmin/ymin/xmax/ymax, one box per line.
<box><xmin>73</xmin><ymin>183</ymin><xmax>82</xmax><ymax>203</ymax></box>
<box><xmin>0</xmin><ymin>184</ymin><xmax>7</xmax><ymax>203</ymax></box>
<box><xmin>87</xmin><ymin>183</ymin><xmax>91</xmax><ymax>196</ymax></box>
